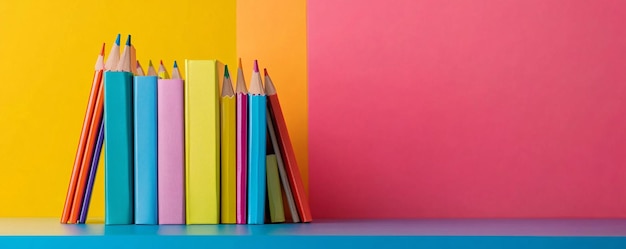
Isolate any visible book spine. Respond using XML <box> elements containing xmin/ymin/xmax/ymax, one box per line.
<box><xmin>266</xmin><ymin>154</ymin><xmax>285</xmax><ymax>223</ymax></box>
<box><xmin>133</xmin><ymin>76</ymin><xmax>158</xmax><ymax>225</ymax></box>
<box><xmin>247</xmin><ymin>94</ymin><xmax>267</xmax><ymax>224</ymax></box>
<box><xmin>158</xmin><ymin>79</ymin><xmax>185</xmax><ymax>224</ymax></box>
<box><xmin>104</xmin><ymin>71</ymin><xmax>134</xmax><ymax>225</ymax></box>
<box><xmin>221</xmin><ymin>95</ymin><xmax>237</xmax><ymax>224</ymax></box>
<box><xmin>236</xmin><ymin>93</ymin><xmax>248</xmax><ymax>224</ymax></box>
<box><xmin>185</xmin><ymin>60</ymin><xmax>220</xmax><ymax>224</ymax></box>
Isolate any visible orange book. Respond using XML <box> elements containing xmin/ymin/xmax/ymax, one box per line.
<box><xmin>264</xmin><ymin>69</ymin><xmax>312</xmax><ymax>222</ymax></box>
<box><xmin>61</xmin><ymin>44</ymin><xmax>106</xmax><ymax>223</ymax></box>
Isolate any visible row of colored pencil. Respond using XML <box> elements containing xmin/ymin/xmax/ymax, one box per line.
<box><xmin>61</xmin><ymin>34</ymin><xmax>312</xmax><ymax>225</ymax></box>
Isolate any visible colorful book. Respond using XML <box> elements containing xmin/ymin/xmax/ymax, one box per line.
<box><xmin>133</xmin><ymin>75</ymin><xmax>158</xmax><ymax>225</ymax></box>
<box><xmin>63</xmin><ymin>43</ymin><xmax>106</xmax><ymax>224</ymax></box>
<box><xmin>185</xmin><ymin>60</ymin><xmax>222</xmax><ymax>224</ymax></box>
<box><xmin>264</xmin><ymin>69</ymin><xmax>312</xmax><ymax>222</ymax></box>
<box><xmin>104</xmin><ymin>35</ymin><xmax>134</xmax><ymax>225</ymax></box>
<box><xmin>266</xmin><ymin>107</ymin><xmax>300</xmax><ymax>223</ymax></box>
<box><xmin>221</xmin><ymin>66</ymin><xmax>237</xmax><ymax>224</ymax></box>
<box><xmin>266</xmin><ymin>154</ymin><xmax>285</xmax><ymax>223</ymax></box>
<box><xmin>247</xmin><ymin>60</ymin><xmax>267</xmax><ymax>224</ymax></box>
<box><xmin>236</xmin><ymin>59</ymin><xmax>249</xmax><ymax>224</ymax></box>
<box><xmin>158</xmin><ymin>63</ymin><xmax>185</xmax><ymax>224</ymax></box>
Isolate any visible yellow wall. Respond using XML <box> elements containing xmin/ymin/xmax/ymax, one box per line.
<box><xmin>237</xmin><ymin>0</ymin><xmax>309</xmax><ymax>191</ymax></box>
<box><xmin>0</xmin><ymin>0</ymin><xmax>236</xmax><ymax>217</ymax></box>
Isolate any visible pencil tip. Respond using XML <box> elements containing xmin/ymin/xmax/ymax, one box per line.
<box><xmin>149</xmin><ymin>60</ymin><xmax>153</xmax><ymax>67</ymax></box>
<box><xmin>126</xmin><ymin>35</ymin><xmax>131</xmax><ymax>46</ymax></box>
<box><xmin>264</xmin><ymin>68</ymin><xmax>268</xmax><ymax>76</ymax></box>
<box><xmin>225</xmin><ymin>65</ymin><xmax>230</xmax><ymax>78</ymax></box>
<box><xmin>173</xmin><ymin>60</ymin><xmax>178</xmax><ymax>68</ymax></box>
<box><xmin>136</xmin><ymin>60</ymin><xmax>142</xmax><ymax>67</ymax></box>
<box><xmin>253</xmin><ymin>60</ymin><xmax>259</xmax><ymax>72</ymax></box>
<box><xmin>115</xmin><ymin>34</ymin><xmax>121</xmax><ymax>46</ymax></box>
<box><xmin>100</xmin><ymin>43</ymin><xmax>105</xmax><ymax>55</ymax></box>
<box><xmin>238</xmin><ymin>58</ymin><xmax>242</xmax><ymax>68</ymax></box>
<box><xmin>160</xmin><ymin>60</ymin><xmax>164</xmax><ymax>66</ymax></box>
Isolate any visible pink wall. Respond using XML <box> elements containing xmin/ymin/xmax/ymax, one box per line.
<box><xmin>308</xmin><ymin>0</ymin><xmax>626</xmax><ymax>218</ymax></box>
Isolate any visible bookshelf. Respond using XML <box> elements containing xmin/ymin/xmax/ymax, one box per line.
<box><xmin>0</xmin><ymin>218</ymin><xmax>625</xmax><ymax>248</ymax></box>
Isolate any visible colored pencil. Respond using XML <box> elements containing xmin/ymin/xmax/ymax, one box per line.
<box><xmin>266</xmin><ymin>103</ymin><xmax>300</xmax><ymax>223</ymax></box>
<box><xmin>158</xmin><ymin>60</ymin><xmax>170</xmax><ymax>79</ymax></box>
<box><xmin>221</xmin><ymin>65</ymin><xmax>236</xmax><ymax>224</ymax></box>
<box><xmin>236</xmin><ymin>58</ymin><xmax>249</xmax><ymax>224</ymax></box>
<box><xmin>171</xmin><ymin>61</ymin><xmax>181</xmax><ymax>80</ymax></box>
<box><xmin>61</xmin><ymin>43</ymin><xmax>105</xmax><ymax>224</ymax></box>
<box><xmin>158</xmin><ymin>74</ymin><xmax>185</xmax><ymax>224</ymax></box>
<box><xmin>147</xmin><ymin>60</ymin><xmax>157</xmax><ymax>76</ymax></box>
<box><xmin>247</xmin><ymin>60</ymin><xmax>267</xmax><ymax>224</ymax></box>
<box><xmin>78</xmin><ymin>120</ymin><xmax>104</xmax><ymax>223</ymax></box>
<box><xmin>130</xmin><ymin>45</ymin><xmax>137</xmax><ymax>75</ymax></box>
<box><xmin>136</xmin><ymin>60</ymin><xmax>145</xmax><ymax>76</ymax></box>
<box><xmin>265</xmin><ymin>69</ymin><xmax>312</xmax><ymax>222</ymax></box>
<box><xmin>185</xmin><ymin>60</ymin><xmax>221</xmax><ymax>224</ymax></box>
<box><xmin>104</xmin><ymin>34</ymin><xmax>121</xmax><ymax>71</ymax></box>
<box><xmin>104</xmin><ymin>34</ymin><xmax>135</xmax><ymax>225</ymax></box>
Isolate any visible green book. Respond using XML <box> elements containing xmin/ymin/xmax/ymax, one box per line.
<box><xmin>266</xmin><ymin>154</ymin><xmax>285</xmax><ymax>223</ymax></box>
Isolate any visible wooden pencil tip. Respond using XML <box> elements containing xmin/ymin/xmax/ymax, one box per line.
<box><xmin>160</xmin><ymin>60</ymin><xmax>164</xmax><ymax>66</ymax></box>
<box><xmin>225</xmin><ymin>65</ymin><xmax>230</xmax><ymax>78</ymax></box>
<box><xmin>264</xmin><ymin>68</ymin><xmax>268</xmax><ymax>77</ymax></box>
<box><xmin>115</xmin><ymin>34</ymin><xmax>121</xmax><ymax>46</ymax></box>
<box><xmin>136</xmin><ymin>60</ymin><xmax>142</xmax><ymax>68</ymax></box>
<box><xmin>253</xmin><ymin>60</ymin><xmax>259</xmax><ymax>73</ymax></box>
<box><xmin>238</xmin><ymin>58</ymin><xmax>243</xmax><ymax>68</ymax></box>
<box><xmin>100</xmin><ymin>43</ymin><xmax>106</xmax><ymax>56</ymax></box>
<box><xmin>173</xmin><ymin>60</ymin><xmax>178</xmax><ymax>68</ymax></box>
<box><xmin>125</xmin><ymin>34</ymin><xmax>131</xmax><ymax>46</ymax></box>
<box><xmin>149</xmin><ymin>60</ymin><xmax>153</xmax><ymax>67</ymax></box>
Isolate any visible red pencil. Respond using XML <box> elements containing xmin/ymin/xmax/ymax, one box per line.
<box><xmin>61</xmin><ymin>43</ymin><xmax>106</xmax><ymax>224</ymax></box>
<box><xmin>264</xmin><ymin>69</ymin><xmax>312</xmax><ymax>222</ymax></box>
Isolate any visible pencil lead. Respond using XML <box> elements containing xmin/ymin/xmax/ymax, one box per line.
<box><xmin>253</xmin><ymin>60</ymin><xmax>259</xmax><ymax>73</ymax></box>
<box><xmin>225</xmin><ymin>65</ymin><xmax>230</xmax><ymax>78</ymax></box>
<box><xmin>149</xmin><ymin>60</ymin><xmax>153</xmax><ymax>67</ymax></box>
<box><xmin>173</xmin><ymin>60</ymin><xmax>178</xmax><ymax>68</ymax></box>
<box><xmin>137</xmin><ymin>60</ymin><xmax>142</xmax><ymax>68</ymax></box>
<box><xmin>100</xmin><ymin>43</ymin><xmax>106</xmax><ymax>56</ymax></box>
<box><xmin>126</xmin><ymin>34</ymin><xmax>131</xmax><ymax>46</ymax></box>
<box><xmin>160</xmin><ymin>60</ymin><xmax>164</xmax><ymax>66</ymax></box>
<box><xmin>115</xmin><ymin>34</ymin><xmax>121</xmax><ymax>46</ymax></box>
<box><xmin>238</xmin><ymin>58</ymin><xmax>243</xmax><ymax>68</ymax></box>
<box><xmin>264</xmin><ymin>68</ymin><xmax>268</xmax><ymax>77</ymax></box>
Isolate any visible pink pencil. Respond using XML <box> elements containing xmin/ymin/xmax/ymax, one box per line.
<box><xmin>236</xmin><ymin>59</ymin><xmax>249</xmax><ymax>224</ymax></box>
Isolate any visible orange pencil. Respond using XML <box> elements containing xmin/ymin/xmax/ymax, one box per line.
<box><xmin>61</xmin><ymin>43</ymin><xmax>106</xmax><ymax>224</ymax></box>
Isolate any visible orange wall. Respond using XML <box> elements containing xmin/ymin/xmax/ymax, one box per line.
<box><xmin>237</xmin><ymin>0</ymin><xmax>309</xmax><ymax>189</ymax></box>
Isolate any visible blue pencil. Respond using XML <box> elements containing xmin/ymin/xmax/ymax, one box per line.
<box><xmin>247</xmin><ymin>60</ymin><xmax>267</xmax><ymax>224</ymax></box>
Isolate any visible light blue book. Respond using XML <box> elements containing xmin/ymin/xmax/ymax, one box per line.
<box><xmin>133</xmin><ymin>76</ymin><xmax>158</xmax><ymax>225</ymax></box>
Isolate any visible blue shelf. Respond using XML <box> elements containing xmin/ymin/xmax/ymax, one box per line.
<box><xmin>0</xmin><ymin>218</ymin><xmax>625</xmax><ymax>248</ymax></box>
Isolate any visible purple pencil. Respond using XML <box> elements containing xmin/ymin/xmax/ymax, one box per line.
<box><xmin>236</xmin><ymin>59</ymin><xmax>249</xmax><ymax>224</ymax></box>
<box><xmin>78</xmin><ymin>119</ymin><xmax>104</xmax><ymax>223</ymax></box>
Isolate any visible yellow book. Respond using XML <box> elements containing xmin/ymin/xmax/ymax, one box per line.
<box><xmin>220</xmin><ymin>66</ymin><xmax>237</xmax><ymax>224</ymax></box>
<box><xmin>185</xmin><ymin>60</ymin><xmax>222</xmax><ymax>224</ymax></box>
<box><xmin>266</xmin><ymin>154</ymin><xmax>285</xmax><ymax>223</ymax></box>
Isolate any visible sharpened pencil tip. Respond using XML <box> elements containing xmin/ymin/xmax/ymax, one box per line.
<box><xmin>100</xmin><ymin>43</ymin><xmax>106</xmax><ymax>56</ymax></box>
<box><xmin>225</xmin><ymin>65</ymin><xmax>230</xmax><ymax>78</ymax></box>
<box><xmin>238</xmin><ymin>58</ymin><xmax>243</xmax><ymax>68</ymax></box>
<box><xmin>253</xmin><ymin>60</ymin><xmax>259</xmax><ymax>72</ymax></box>
<box><xmin>126</xmin><ymin>35</ymin><xmax>131</xmax><ymax>46</ymax></box>
<box><xmin>264</xmin><ymin>68</ymin><xmax>268</xmax><ymax>76</ymax></box>
<box><xmin>149</xmin><ymin>60</ymin><xmax>153</xmax><ymax>67</ymax></box>
<box><xmin>137</xmin><ymin>60</ymin><xmax>142</xmax><ymax>68</ymax></box>
<box><xmin>115</xmin><ymin>34</ymin><xmax>121</xmax><ymax>46</ymax></box>
<box><xmin>160</xmin><ymin>60</ymin><xmax>164</xmax><ymax>66</ymax></box>
<box><xmin>173</xmin><ymin>61</ymin><xmax>178</xmax><ymax>68</ymax></box>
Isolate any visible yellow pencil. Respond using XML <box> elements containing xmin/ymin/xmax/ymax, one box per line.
<box><xmin>220</xmin><ymin>65</ymin><xmax>236</xmax><ymax>224</ymax></box>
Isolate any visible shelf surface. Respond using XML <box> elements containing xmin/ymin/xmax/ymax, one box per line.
<box><xmin>0</xmin><ymin>218</ymin><xmax>625</xmax><ymax>248</ymax></box>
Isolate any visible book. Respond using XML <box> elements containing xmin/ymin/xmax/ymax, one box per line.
<box><xmin>247</xmin><ymin>60</ymin><xmax>267</xmax><ymax>224</ymax></box>
<box><xmin>133</xmin><ymin>75</ymin><xmax>158</xmax><ymax>225</ymax></box>
<box><xmin>185</xmin><ymin>60</ymin><xmax>222</xmax><ymax>224</ymax></box>
<box><xmin>104</xmin><ymin>35</ymin><xmax>134</xmax><ymax>225</ymax></box>
<box><xmin>266</xmin><ymin>154</ymin><xmax>285</xmax><ymax>223</ymax></box>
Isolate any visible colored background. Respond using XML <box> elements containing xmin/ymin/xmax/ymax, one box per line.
<box><xmin>309</xmin><ymin>0</ymin><xmax>626</xmax><ymax>218</ymax></box>
<box><xmin>0</xmin><ymin>0</ymin><xmax>237</xmax><ymax>217</ymax></box>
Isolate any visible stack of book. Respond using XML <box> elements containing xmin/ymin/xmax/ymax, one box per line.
<box><xmin>61</xmin><ymin>34</ymin><xmax>312</xmax><ymax>225</ymax></box>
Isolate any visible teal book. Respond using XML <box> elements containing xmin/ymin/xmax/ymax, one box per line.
<box><xmin>104</xmin><ymin>71</ymin><xmax>134</xmax><ymax>225</ymax></box>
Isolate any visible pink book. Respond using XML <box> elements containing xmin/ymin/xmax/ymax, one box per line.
<box><xmin>158</xmin><ymin>78</ymin><xmax>185</xmax><ymax>224</ymax></box>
